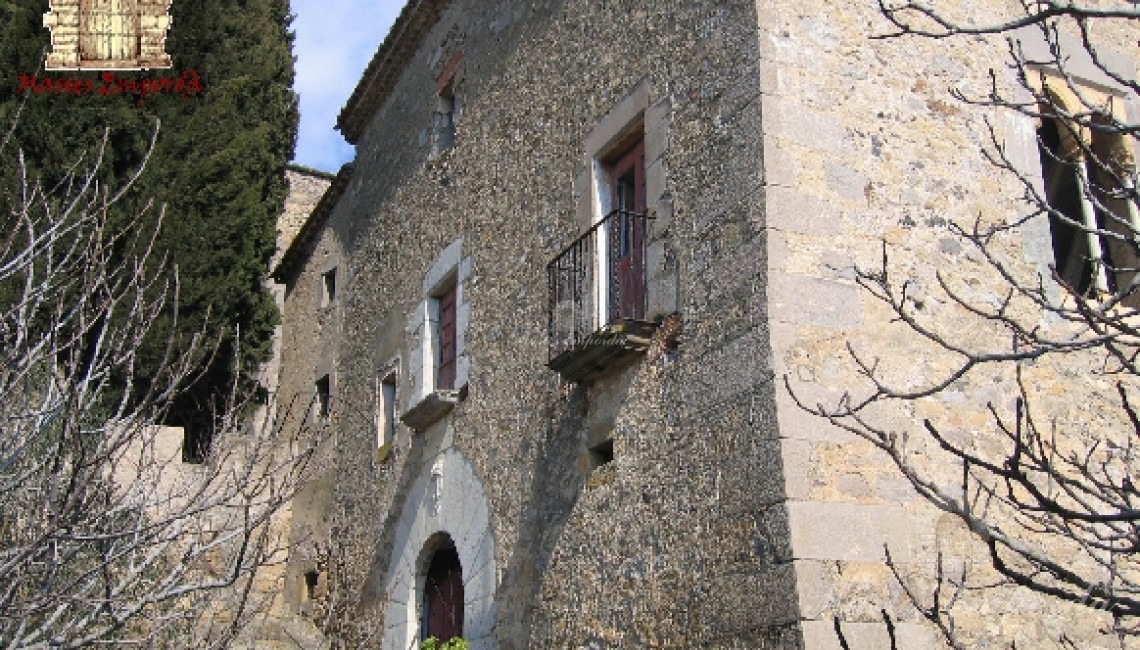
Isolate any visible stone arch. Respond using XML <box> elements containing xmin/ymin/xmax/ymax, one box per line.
<box><xmin>382</xmin><ymin>447</ymin><xmax>496</xmax><ymax>649</ymax></box>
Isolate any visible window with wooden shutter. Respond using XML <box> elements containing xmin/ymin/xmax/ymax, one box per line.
<box><xmin>437</xmin><ymin>284</ymin><xmax>457</xmax><ymax>390</ymax></box>
<box><xmin>608</xmin><ymin>137</ymin><xmax>646</xmax><ymax>321</ymax></box>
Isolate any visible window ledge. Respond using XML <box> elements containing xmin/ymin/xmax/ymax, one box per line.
<box><xmin>400</xmin><ymin>389</ymin><xmax>462</xmax><ymax>432</ymax></box>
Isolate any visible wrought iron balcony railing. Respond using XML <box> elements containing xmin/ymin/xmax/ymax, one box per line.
<box><xmin>547</xmin><ymin>209</ymin><xmax>656</xmax><ymax>380</ymax></box>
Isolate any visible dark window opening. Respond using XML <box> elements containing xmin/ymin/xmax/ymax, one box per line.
<box><xmin>316</xmin><ymin>375</ymin><xmax>331</xmax><ymax>420</ymax></box>
<box><xmin>435</xmin><ymin>284</ymin><xmax>458</xmax><ymax>391</ymax></box>
<box><xmin>321</xmin><ymin>268</ymin><xmax>337</xmax><ymax>307</ymax></box>
<box><xmin>422</xmin><ymin>543</ymin><xmax>464</xmax><ymax>643</ymax></box>
<box><xmin>1039</xmin><ymin>118</ymin><xmax>1097</xmax><ymax>294</ymax></box>
<box><xmin>378</xmin><ymin>371</ymin><xmax>397</xmax><ymax>453</ymax></box>
<box><xmin>1037</xmin><ymin>114</ymin><xmax>1138</xmax><ymax>302</ymax></box>
<box><xmin>590</xmin><ymin>439</ymin><xmax>614</xmax><ymax>467</ymax></box>
<box><xmin>304</xmin><ymin>570</ymin><xmax>319</xmax><ymax>601</ymax></box>
<box><xmin>182</xmin><ymin>423</ymin><xmax>211</xmax><ymax>464</ymax></box>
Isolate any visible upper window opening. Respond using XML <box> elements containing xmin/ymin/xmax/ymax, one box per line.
<box><xmin>315</xmin><ymin>374</ymin><xmax>332</xmax><ymax>421</ymax></box>
<box><xmin>376</xmin><ymin>369</ymin><xmax>398</xmax><ymax>462</ymax></box>
<box><xmin>433</xmin><ymin>282</ymin><xmax>458</xmax><ymax>391</ymax></box>
<box><xmin>1037</xmin><ymin>107</ymin><xmax>1138</xmax><ymax>304</ymax></box>
<box><xmin>321</xmin><ymin>267</ymin><xmax>337</xmax><ymax>308</ymax></box>
<box><xmin>433</xmin><ymin>85</ymin><xmax>457</xmax><ymax>156</ymax></box>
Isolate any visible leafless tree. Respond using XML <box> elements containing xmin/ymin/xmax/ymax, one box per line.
<box><xmin>0</xmin><ymin>121</ymin><xmax>324</xmax><ymax>648</ymax></box>
<box><xmin>796</xmin><ymin>1</ymin><xmax>1140</xmax><ymax>646</ymax></box>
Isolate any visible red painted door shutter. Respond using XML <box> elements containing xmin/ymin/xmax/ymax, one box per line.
<box><xmin>611</xmin><ymin>138</ymin><xmax>646</xmax><ymax>320</ymax></box>
<box><xmin>437</xmin><ymin>285</ymin><xmax>457</xmax><ymax>390</ymax></box>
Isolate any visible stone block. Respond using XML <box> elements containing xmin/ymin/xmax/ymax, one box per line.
<box><xmin>800</xmin><ymin>619</ymin><xmax>941</xmax><ymax>650</ymax></box>
<box><xmin>786</xmin><ymin>501</ymin><xmax>919</xmax><ymax>562</ymax></box>
<box><xmin>764</xmin><ymin>184</ymin><xmax>836</xmax><ymax>236</ymax></box>
<box><xmin>646</xmin><ymin>272</ymin><xmax>678</xmax><ymax>321</ymax></box>
<box><xmin>646</xmin><ymin>157</ymin><xmax>667</xmax><ymax>209</ymax></box>
<box><xmin>768</xmin><ymin>271</ymin><xmax>862</xmax><ymax>330</ymax></box>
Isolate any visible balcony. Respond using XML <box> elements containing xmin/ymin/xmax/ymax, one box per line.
<box><xmin>547</xmin><ymin>209</ymin><xmax>658</xmax><ymax>382</ymax></box>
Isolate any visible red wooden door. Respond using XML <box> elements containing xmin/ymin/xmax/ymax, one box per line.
<box><xmin>424</xmin><ymin>546</ymin><xmax>463</xmax><ymax>641</ymax></box>
<box><xmin>611</xmin><ymin>138</ymin><xmax>646</xmax><ymax>321</ymax></box>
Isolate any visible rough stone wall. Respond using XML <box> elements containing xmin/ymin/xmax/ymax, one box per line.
<box><xmin>758</xmin><ymin>1</ymin><xmax>1139</xmax><ymax>648</ymax></box>
<box><xmin>277</xmin><ymin>167</ymin><xmax>334</xmax><ymax>270</ymax></box>
<box><xmin>254</xmin><ymin>167</ymin><xmax>332</xmax><ymax>439</ymax></box>
<box><xmin>275</xmin><ymin>0</ymin><xmax>797</xmax><ymax>648</ymax></box>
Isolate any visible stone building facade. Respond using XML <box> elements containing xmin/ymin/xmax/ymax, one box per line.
<box><xmin>267</xmin><ymin>1</ymin><xmax>1138</xmax><ymax>648</ymax></box>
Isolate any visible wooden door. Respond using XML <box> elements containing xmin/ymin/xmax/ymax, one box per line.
<box><xmin>610</xmin><ymin>138</ymin><xmax>646</xmax><ymax>321</ymax></box>
<box><xmin>424</xmin><ymin>546</ymin><xmax>463</xmax><ymax>642</ymax></box>
<box><xmin>79</xmin><ymin>0</ymin><xmax>139</xmax><ymax>63</ymax></box>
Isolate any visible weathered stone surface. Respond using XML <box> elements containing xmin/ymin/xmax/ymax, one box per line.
<box><xmin>264</xmin><ymin>0</ymin><xmax>1139</xmax><ymax>648</ymax></box>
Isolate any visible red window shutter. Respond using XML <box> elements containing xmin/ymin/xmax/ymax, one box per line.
<box><xmin>610</xmin><ymin>138</ymin><xmax>646</xmax><ymax>320</ymax></box>
<box><xmin>437</xmin><ymin>285</ymin><xmax>457</xmax><ymax>390</ymax></box>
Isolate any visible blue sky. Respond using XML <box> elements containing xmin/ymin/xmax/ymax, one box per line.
<box><xmin>291</xmin><ymin>0</ymin><xmax>402</xmax><ymax>172</ymax></box>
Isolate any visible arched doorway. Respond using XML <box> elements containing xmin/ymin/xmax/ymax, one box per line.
<box><xmin>421</xmin><ymin>538</ymin><xmax>464</xmax><ymax>642</ymax></box>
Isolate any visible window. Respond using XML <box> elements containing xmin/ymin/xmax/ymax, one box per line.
<box><xmin>431</xmin><ymin>49</ymin><xmax>462</xmax><ymax>158</ymax></box>
<box><xmin>315</xmin><ymin>374</ymin><xmax>331</xmax><ymax>421</ymax></box>
<box><xmin>321</xmin><ymin>267</ymin><xmax>337</xmax><ymax>308</ymax></box>
<box><xmin>547</xmin><ymin>80</ymin><xmax>677</xmax><ymax>381</ymax></box>
<box><xmin>304</xmin><ymin>570</ymin><xmax>320</xmax><ymax>602</ymax></box>
<box><xmin>432</xmin><ymin>85</ymin><xmax>457</xmax><ymax>156</ymax></box>
<box><xmin>376</xmin><ymin>368</ymin><xmax>397</xmax><ymax>462</ymax></box>
<box><xmin>401</xmin><ymin>239</ymin><xmax>470</xmax><ymax>431</ymax></box>
<box><xmin>1037</xmin><ymin>92</ymin><xmax>1139</xmax><ymax>304</ymax></box>
<box><xmin>421</xmin><ymin>543</ymin><xmax>463</xmax><ymax>643</ymax></box>
<box><xmin>434</xmin><ymin>283</ymin><xmax>457</xmax><ymax>391</ymax></box>
<box><xmin>604</xmin><ymin>136</ymin><xmax>647</xmax><ymax>323</ymax></box>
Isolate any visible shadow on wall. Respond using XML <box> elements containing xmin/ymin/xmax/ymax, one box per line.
<box><xmin>498</xmin><ymin>381</ymin><xmax>597</xmax><ymax>646</ymax></box>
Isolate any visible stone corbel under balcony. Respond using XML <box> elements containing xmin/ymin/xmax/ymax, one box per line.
<box><xmin>400</xmin><ymin>388</ymin><xmax>462</xmax><ymax>432</ymax></box>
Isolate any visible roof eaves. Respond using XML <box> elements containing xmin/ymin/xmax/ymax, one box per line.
<box><xmin>336</xmin><ymin>0</ymin><xmax>450</xmax><ymax>144</ymax></box>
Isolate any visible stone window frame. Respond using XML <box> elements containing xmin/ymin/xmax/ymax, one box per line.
<box><xmin>375</xmin><ymin>359</ymin><xmax>400</xmax><ymax>465</ymax></box>
<box><xmin>318</xmin><ymin>260</ymin><xmax>339</xmax><ymax>310</ymax></box>
<box><xmin>429</xmin><ymin>44</ymin><xmax>464</xmax><ymax>160</ymax></box>
<box><xmin>1006</xmin><ymin>27</ymin><xmax>1140</xmax><ymax>302</ymax></box>
<box><xmin>572</xmin><ymin>78</ymin><xmax>677</xmax><ymax>327</ymax></box>
<box><xmin>401</xmin><ymin>238</ymin><xmax>471</xmax><ymax>431</ymax></box>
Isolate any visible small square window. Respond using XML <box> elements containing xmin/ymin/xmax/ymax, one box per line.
<box><xmin>321</xmin><ymin>268</ymin><xmax>337</xmax><ymax>308</ymax></box>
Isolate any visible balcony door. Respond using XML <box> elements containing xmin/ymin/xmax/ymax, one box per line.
<box><xmin>609</xmin><ymin>138</ymin><xmax>646</xmax><ymax>321</ymax></box>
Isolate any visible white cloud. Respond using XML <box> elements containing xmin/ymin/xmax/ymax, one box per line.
<box><xmin>291</xmin><ymin>0</ymin><xmax>402</xmax><ymax>171</ymax></box>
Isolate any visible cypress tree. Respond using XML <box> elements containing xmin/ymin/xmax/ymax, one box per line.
<box><xmin>0</xmin><ymin>0</ymin><xmax>299</xmax><ymax>453</ymax></box>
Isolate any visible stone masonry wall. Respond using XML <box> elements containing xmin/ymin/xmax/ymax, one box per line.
<box><xmin>275</xmin><ymin>0</ymin><xmax>798</xmax><ymax>648</ymax></box>
<box><xmin>758</xmin><ymin>1</ymin><xmax>1139</xmax><ymax>648</ymax></box>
